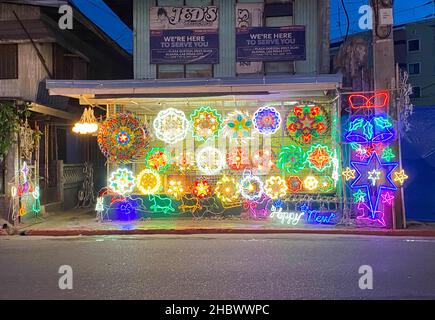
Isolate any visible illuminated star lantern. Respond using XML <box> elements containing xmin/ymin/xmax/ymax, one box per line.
<box><xmin>196</xmin><ymin>147</ymin><xmax>225</xmax><ymax>175</ymax></box>
<box><xmin>145</xmin><ymin>148</ymin><xmax>171</xmax><ymax>173</ymax></box>
<box><xmin>381</xmin><ymin>192</ymin><xmax>395</xmax><ymax>206</ymax></box>
<box><xmin>116</xmin><ymin>130</ymin><xmax>130</xmax><ymax>145</ymax></box>
<box><xmin>286</xmin><ymin>176</ymin><xmax>303</xmax><ymax>192</ymax></box>
<box><xmin>109</xmin><ymin>168</ymin><xmax>136</xmax><ymax>196</ymax></box>
<box><xmin>252</xmin><ymin>149</ymin><xmax>276</xmax><ymax>173</ymax></box>
<box><xmin>277</xmin><ymin>145</ymin><xmax>307</xmax><ymax>174</ymax></box>
<box><xmin>192</xmin><ymin>180</ymin><xmax>213</xmax><ymax>199</ymax></box>
<box><xmin>342</xmin><ymin>167</ymin><xmax>356</xmax><ymax>181</ymax></box>
<box><xmin>264</xmin><ymin>176</ymin><xmax>288</xmax><ymax>200</ymax></box>
<box><xmin>227</xmin><ymin>147</ymin><xmax>251</xmax><ymax>170</ymax></box>
<box><xmin>136</xmin><ymin>169</ymin><xmax>161</xmax><ymax>195</ymax></box>
<box><xmin>304</xmin><ymin>176</ymin><xmax>319</xmax><ymax>191</ymax></box>
<box><xmin>190</xmin><ymin>107</ymin><xmax>222</xmax><ymax>142</ymax></box>
<box><xmin>239</xmin><ymin>172</ymin><xmax>264</xmax><ymax>201</ymax></box>
<box><xmin>286</xmin><ymin>105</ymin><xmax>328</xmax><ymax>144</ymax></box>
<box><xmin>353</xmin><ymin>189</ymin><xmax>366</xmax><ymax>203</ymax></box>
<box><xmin>224</xmin><ymin>110</ymin><xmax>252</xmax><ymax>139</ymax></box>
<box><xmin>319</xmin><ymin>176</ymin><xmax>334</xmax><ymax>192</ymax></box>
<box><xmin>166</xmin><ymin>179</ymin><xmax>186</xmax><ymax>200</ymax></box>
<box><xmin>215</xmin><ymin>175</ymin><xmax>240</xmax><ymax>204</ymax></box>
<box><xmin>153</xmin><ymin>108</ymin><xmax>189</xmax><ymax>144</ymax></box>
<box><xmin>307</xmin><ymin>144</ymin><xmax>333</xmax><ymax>172</ymax></box>
<box><xmin>368</xmin><ymin>169</ymin><xmax>381</xmax><ymax>186</ymax></box>
<box><xmin>382</xmin><ymin>147</ymin><xmax>395</xmax><ymax>162</ymax></box>
<box><xmin>351</xmin><ymin>152</ymin><xmax>398</xmax><ymax>214</ymax></box>
<box><xmin>174</xmin><ymin>152</ymin><xmax>195</xmax><ymax>172</ymax></box>
<box><xmin>253</xmin><ymin>106</ymin><xmax>281</xmax><ymax>135</ymax></box>
<box><xmin>393</xmin><ymin>169</ymin><xmax>408</xmax><ymax>186</ymax></box>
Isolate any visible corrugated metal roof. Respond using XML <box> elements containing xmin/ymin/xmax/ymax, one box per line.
<box><xmin>46</xmin><ymin>74</ymin><xmax>342</xmax><ymax>98</ymax></box>
<box><xmin>1</xmin><ymin>1</ymin><xmax>68</xmax><ymax>8</ymax></box>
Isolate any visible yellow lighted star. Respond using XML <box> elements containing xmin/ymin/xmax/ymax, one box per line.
<box><xmin>393</xmin><ymin>169</ymin><xmax>408</xmax><ymax>185</ymax></box>
<box><xmin>342</xmin><ymin>167</ymin><xmax>356</xmax><ymax>181</ymax></box>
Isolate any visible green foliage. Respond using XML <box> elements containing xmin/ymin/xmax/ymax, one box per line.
<box><xmin>0</xmin><ymin>101</ymin><xmax>30</xmax><ymax>160</ymax></box>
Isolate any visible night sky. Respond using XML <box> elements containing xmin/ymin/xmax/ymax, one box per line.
<box><xmin>71</xmin><ymin>0</ymin><xmax>435</xmax><ymax>53</ymax></box>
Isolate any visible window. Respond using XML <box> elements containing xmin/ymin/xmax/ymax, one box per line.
<box><xmin>157</xmin><ymin>64</ymin><xmax>213</xmax><ymax>79</ymax></box>
<box><xmin>408</xmin><ymin>63</ymin><xmax>420</xmax><ymax>75</ymax></box>
<box><xmin>408</xmin><ymin>39</ymin><xmax>420</xmax><ymax>52</ymax></box>
<box><xmin>0</xmin><ymin>44</ymin><xmax>18</xmax><ymax>79</ymax></box>
<box><xmin>410</xmin><ymin>86</ymin><xmax>421</xmax><ymax>99</ymax></box>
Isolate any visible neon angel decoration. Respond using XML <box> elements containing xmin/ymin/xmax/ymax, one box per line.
<box><xmin>153</xmin><ymin>108</ymin><xmax>189</xmax><ymax>144</ymax></box>
<box><xmin>253</xmin><ymin>106</ymin><xmax>281</xmax><ymax>135</ymax></box>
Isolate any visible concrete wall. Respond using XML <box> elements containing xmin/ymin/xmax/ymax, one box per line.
<box><xmin>133</xmin><ymin>0</ymin><xmax>329</xmax><ymax>79</ymax></box>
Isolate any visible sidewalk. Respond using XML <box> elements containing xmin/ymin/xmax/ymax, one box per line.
<box><xmin>3</xmin><ymin>208</ymin><xmax>434</xmax><ymax>237</ymax></box>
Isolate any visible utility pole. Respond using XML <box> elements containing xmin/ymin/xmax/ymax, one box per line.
<box><xmin>372</xmin><ymin>0</ymin><xmax>405</xmax><ymax>229</ymax></box>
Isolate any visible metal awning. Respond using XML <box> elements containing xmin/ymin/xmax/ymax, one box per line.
<box><xmin>46</xmin><ymin>74</ymin><xmax>342</xmax><ymax>104</ymax></box>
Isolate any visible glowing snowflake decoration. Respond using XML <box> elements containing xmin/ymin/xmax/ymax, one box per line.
<box><xmin>166</xmin><ymin>179</ymin><xmax>186</xmax><ymax>200</ymax></box>
<box><xmin>303</xmin><ymin>176</ymin><xmax>319</xmax><ymax>191</ymax></box>
<box><xmin>264</xmin><ymin>176</ymin><xmax>288</xmax><ymax>200</ymax></box>
<box><xmin>136</xmin><ymin>169</ymin><xmax>161</xmax><ymax>195</ymax></box>
<box><xmin>196</xmin><ymin>147</ymin><xmax>225</xmax><ymax>175</ymax></box>
<box><xmin>108</xmin><ymin>168</ymin><xmax>136</xmax><ymax>196</ymax></box>
<box><xmin>215</xmin><ymin>175</ymin><xmax>240</xmax><ymax>204</ymax></box>
<box><xmin>190</xmin><ymin>107</ymin><xmax>222</xmax><ymax>141</ymax></box>
<box><xmin>253</xmin><ymin>106</ymin><xmax>281</xmax><ymax>135</ymax></box>
<box><xmin>153</xmin><ymin>108</ymin><xmax>189</xmax><ymax>144</ymax></box>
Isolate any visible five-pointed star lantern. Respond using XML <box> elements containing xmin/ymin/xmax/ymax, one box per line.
<box><xmin>351</xmin><ymin>152</ymin><xmax>398</xmax><ymax>215</ymax></box>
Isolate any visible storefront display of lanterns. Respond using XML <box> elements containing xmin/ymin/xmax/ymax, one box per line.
<box><xmin>190</xmin><ymin>107</ymin><xmax>222</xmax><ymax>141</ymax></box>
<box><xmin>153</xmin><ymin>108</ymin><xmax>189</xmax><ymax>144</ymax></box>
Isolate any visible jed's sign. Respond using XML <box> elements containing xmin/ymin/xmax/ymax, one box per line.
<box><xmin>236</xmin><ymin>26</ymin><xmax>306</xmax><ymax>62</ymax></box>
<box><xmin>150</xmin><ymin>6</ymin><xmax>218</xmax><ymax>30</ymax></box>
<box><xmin>150</xmin><ymin>29</ymin><xmax>219</xmax><ymax>64</ymax></box>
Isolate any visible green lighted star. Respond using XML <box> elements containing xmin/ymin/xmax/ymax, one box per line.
<box><xmin>382</xmin><ymin>147</ymin><xmax>395</xmax><ymax>162</ymax></box>
<box><xmin>353</xmin><ymin>189</ymin><xmax>366</xmax><ymax>203</ymax></box>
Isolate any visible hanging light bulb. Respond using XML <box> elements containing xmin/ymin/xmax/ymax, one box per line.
<box><xmin>72</xmin><ymin>107</ymin><xmax>99</xmax><ymax>134</ymax></box>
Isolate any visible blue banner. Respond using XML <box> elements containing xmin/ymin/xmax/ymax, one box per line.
<box><xmin>236</xmin><ymin>26</ymin><xmax>306</xmax><ymax>62</ymax></box>
<box><xmin>150</xmin><ymin>29</ymin><xmax>219</xmax><ymax>64</ymax></box>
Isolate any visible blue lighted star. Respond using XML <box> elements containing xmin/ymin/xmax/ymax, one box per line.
<box><xmin>351</xmin><ymin>152</ymin><xmax>398</xmax><ymax>215</ymax></box>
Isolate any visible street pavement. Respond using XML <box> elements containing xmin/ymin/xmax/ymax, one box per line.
<box><xmin>1</xmin><ymin>234</ymin><xmax>435</xmax><ymax>299</ymax></box>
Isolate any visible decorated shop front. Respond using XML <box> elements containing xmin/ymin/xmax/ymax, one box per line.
<box><xmin>46</xmin><ymin>76</ymin><xmax>408</xmax><ymax>229</ymax></box>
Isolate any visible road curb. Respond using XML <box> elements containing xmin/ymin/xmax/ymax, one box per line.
<box><xmin>21</xmin><ymin>228</ymin><xmax>435</xmax><ymax>237</ymax></box>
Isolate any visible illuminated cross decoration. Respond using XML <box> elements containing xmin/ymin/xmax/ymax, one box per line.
<box><xmin>351</xmin><ymin>152</ymin><xmax>398</xmax><ymax>215</ymax></box>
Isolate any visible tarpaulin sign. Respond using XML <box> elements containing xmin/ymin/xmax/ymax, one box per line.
<box><xmin>236</xmin><ymin>26</ymin><xmax>306</xmax><ymax>62</ymax></box>
<box><xmin>150</xmin><ymin>29</ymin><xmax>219</xmax><ymax>64</ymax></box>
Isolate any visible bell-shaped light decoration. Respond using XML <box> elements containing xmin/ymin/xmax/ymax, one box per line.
<box><xmin>72</xmin><ymin>107</ymin><xmax>99</xmax><ymax>134</ymax></box>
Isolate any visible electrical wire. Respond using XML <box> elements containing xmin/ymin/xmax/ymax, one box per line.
<box><xmin>340</xmin><ymin>0</ymin><xmax>350</xmax><ymax>42</ymax></box>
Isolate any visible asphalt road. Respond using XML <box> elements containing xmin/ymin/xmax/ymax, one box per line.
<box><xmin>1</xmin><ymin>234</ymin><xmax>435</xmax><ymax>300</ymax></box>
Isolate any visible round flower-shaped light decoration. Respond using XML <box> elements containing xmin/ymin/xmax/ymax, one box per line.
<box><xmin>215</xmin><ymin>175</ymin><xmax>240</xmax><ymax>204</ymax></box>
<box><xmin>192</xmin><ymin>180</ymin><xmax>213</xmax><ymax>199</ymax></box>
<box><xmin>108</xmin><ymin>168</ymin><xmax>136</xmax><ymax>196</ymax></box>
<box><xmin>174</xmin><ymin>151</ymin><xmax>195</xmax><ymax>173</ymax></box>
<box><xmin>319</xmin><ymin>176</ymin><xmax>334</xmax><ymax>193</ymax></box>
<box><xmin>264</xmin><ymin>176</ymin><xmax>288</xmax><ymax>200</ymax></box>
<box><xmin>145</xmin><ymin>148</ymin><xmax>171</xmax><ymax>173</ymax></box>
<box><xmin>223</xmin><ymin>110</ymin><xmax>252</xmax><ymax>139</ymax></box>
<box><xmin>166</xmin><ymin>178</ymin><xmax>186</xmax><ymax>200</ymax></box>
<box><xmin>190</xmin><ymin>107</ymin><xmax>222</xmax><ymax>141</ymax></box>
<box><xmin>136</xmin><ymin>169</ymin><xmax>161</xmax><ymax>195</ymax></box>
<box><xmin>239</xmin><ymin>173</ymin><xmax>264</xmax><ymax>201</ymax></box>
<box><xmin>98</xmin><ymin>113</ymin><xmax>150</xmax><ymax>164</ymax></box>
<box><xmin>304</xmin><ymin>176</ymin><xmax>319</xmax><ymax>191</ymax></box>
<box><xmin>253</xmin><ymin>106</ymin><xmax>281</xmax><ymax>135</ymax></box>
<box><xmin>286</xmin><ymin>105</ymin><xmax>329</xmax><ymax>145</ymax></box>
<box><xmin>287</xmin><ymin>176</ymin><xmax>303</xmax><ymax>192</ymax></box>
<box><xmin>153</xmin><ymin>108</ymin><xmax>189</xmax><ymax>144</ymax></box>
<box><xmin>252</xmin><ymin>149</ymin><xmax>276</xmax><ymax>173</ymax></box>
<box><xmin>196</xmin><ymin>147</ymin><xmax>225</xmax><ymax>175</ymax></box>
<box><xmin>307</xmin><ymin>144</ymin><xmax>333</xmax><ymax>172</ymax></box>
<box><xmin>227</xmin><ymin>147</ymin><xmax>251</xmax><ymax>170</ymax></box>
<box><xmin>277</xmin><ymin>145</ymin><xmax>307</xmax><ymax>174</ymax></box>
